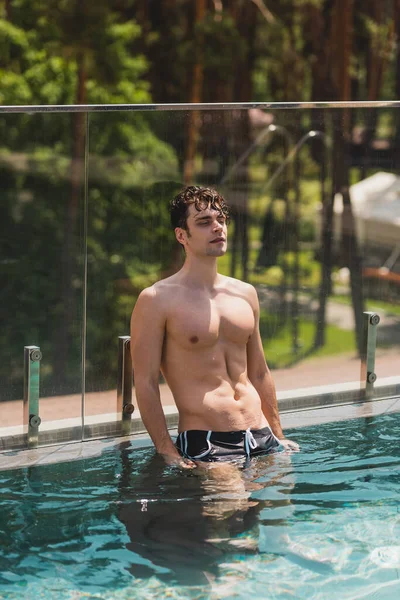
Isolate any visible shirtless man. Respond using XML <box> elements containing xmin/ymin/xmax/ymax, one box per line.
<box><xmin>130</xmin><ymin>186</ymin><xmax>299</xmax><ymax>467</ymax></box>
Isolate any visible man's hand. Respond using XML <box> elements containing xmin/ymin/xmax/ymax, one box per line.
<box><xmin>278</xmin><ymin>438</ymin><xmax>300</xmax><ymax>452</ymax></box>
<box><xmin>160</xmin><ymin>452</ymin><xmax>197</xmax><ymax>469</ymax></box>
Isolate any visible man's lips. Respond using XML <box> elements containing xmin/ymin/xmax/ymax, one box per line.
<box><xmin>210</xmin><ymin>237</ymin><xmax>225</xmax><ymax>243</ymax></box>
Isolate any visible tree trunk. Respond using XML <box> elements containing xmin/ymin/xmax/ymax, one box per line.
<box><xmin>231</xmin><ymin>1</ymin><xmax>258</xmax><ymax>281</ymax></box>
<box><xmin>230</xmin><ymin>206</ymin><xmax>239</xmax><ymax>278</ymax></box>
<box><xmin>314</xmin><ymin>0</ymin><xmax>365</xmax><ymax>355</ymax></box>
<box><xmin>314</xmin><ymin>128</ymin><xmax>331</xmax><ymax>348</ymax></box>
<box><xmin>54</xmin><ymin>54</ymin><xmax>87</xmax><ymax>390</ymax></box>
<box><xmin>342</xmin><ymin>187</ymin><xmax>365</xmax><ymax>356</ymax></box>
<box><xmin>393</xmin><ymin>0</ymin><xmax>400</xmax><ymax>169</ymax></box>
<box><xmin>362</xmin><ymin>1</ymin><xmax>395</xmax><ymax>175</ymax></box>
<box><xmin>184</xmin><ymin>0</ymin><xmax>206</xmax><ymax>183</ymax></box>
<box><xmin>280</xmin><ymin>138</ymin><xmax>291</xmax><ymax>325</ymax></box>
<box><xmin>5</xmin><ymin>0</ymin><xmax>12</xmax><ymax>20</ymax></box>
<box><xmin>337</xmin><ymin>0</ymin><xmax>365</xmax><ymax>355</ymax></box>
<box><xmin>291</xmin><ymin>152</ymin><xmax>301</xmax><ymax>354</ymax></box>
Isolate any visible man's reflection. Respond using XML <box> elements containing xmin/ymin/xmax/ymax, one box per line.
<box><xmin>117</xmin><ymin>442</ymin><xmax>294</xmax><ymax>586</ymax></box>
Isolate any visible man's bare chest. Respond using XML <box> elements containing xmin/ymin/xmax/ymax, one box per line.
<box><xmin>165</xmin><ymin>293</ymin><xmax>255</xmax><ymax>348</ymax></box>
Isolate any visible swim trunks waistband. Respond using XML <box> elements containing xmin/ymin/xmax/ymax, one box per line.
<box><xmin>176</xmin><ymin>426</ymin><xmax>281</xmax><ymax>462</ymax></box>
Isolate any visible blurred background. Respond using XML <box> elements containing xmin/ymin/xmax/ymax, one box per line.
<box><xmin>0</xmin><ymin>0</ymin><xmax>399</xmax><ymax>433</ymax></box>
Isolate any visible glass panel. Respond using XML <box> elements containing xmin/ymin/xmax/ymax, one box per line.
<box><xmin>85</xmin><ymin>104</ymin><xmax>400</xmax><ymax>437</ymax></box>
<box><xmin>0</xmin><ymin>112</ymin><xmax>87</xmax><ymax>447</ymax></box>
<box><xmin>351</xmin><ymin>108</ymin><xmax>400</xmax><ymax>385</ymax></box>
<box><xmin>84</xmin><ymin>110</ymin><xmax>181</xmax><ymax>429</ymax></box>
<box><xmin>327</xmin><ymin>107</ymin><xmax>400</xmax><ymax>388</ymax></box>
<box><xmin>1</xmin><ymin>103</ymin><xmax>397</xmax><ymax>450</ymax></box>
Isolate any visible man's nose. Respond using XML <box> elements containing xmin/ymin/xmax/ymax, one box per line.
<box><xmin>213</xmin><ymin>220</ymin><xmax>223</xmax><ymax>231</ymax></box>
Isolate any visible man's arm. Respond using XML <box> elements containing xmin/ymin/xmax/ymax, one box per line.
<box><xmin>131</xmin><ymin>287</ymin><xmax>193</xmax><ymax>466</ymax></box>
<box><xmin>246</xmin><ymin>285</ymin><xmax>299</xmax><ymax>450</ymax></box>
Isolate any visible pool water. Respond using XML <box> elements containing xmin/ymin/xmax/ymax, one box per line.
<box><xmin>0</xmin><ymin>411</ymin><xmax>399</xmax><ymax>599</ymax></box>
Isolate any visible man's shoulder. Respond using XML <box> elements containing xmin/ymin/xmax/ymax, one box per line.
<box><xmin>133</xmin><ymin>283</ymin><xmax>168</xmax><ymax>323</ymax></box>
<box><xmin>219</xmin><ymin>274</ymin><xmax>257</xmax><ymax>298</ymax></box>
<box><xmin>137</xmin><ymin>276</ymin><xmax>181</xmax><ymax>305</ymax></box>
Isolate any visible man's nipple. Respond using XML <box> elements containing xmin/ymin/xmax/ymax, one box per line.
<box><xmin>190</xmin><ymin>336</ymin><xmax>199</xmax><ymax>344</ymax></box>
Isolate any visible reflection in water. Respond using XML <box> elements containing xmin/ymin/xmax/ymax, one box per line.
<box><xmin>117</xmin><ymin>443</ymin><xmax>295</xmax><ymax>586</ymax></box>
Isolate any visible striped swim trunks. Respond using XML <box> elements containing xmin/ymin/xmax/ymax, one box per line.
<box><xmin>176</xmin><ymin>426</ymin><xmax>281</xmax><ymax>462</ymax></box>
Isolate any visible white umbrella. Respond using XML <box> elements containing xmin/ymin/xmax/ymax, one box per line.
<box><xmin>333</xmin><ymin>172</ymin><xmax>400</xmax><ymax>250</ymax></box>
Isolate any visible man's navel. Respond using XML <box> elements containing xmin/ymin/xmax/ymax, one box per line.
<box><xmin>190</xmin><ymin>336</ymin><xmax>199</xmax><ymax>344</ymax></box>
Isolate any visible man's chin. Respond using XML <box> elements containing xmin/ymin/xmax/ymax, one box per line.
<box><xmin>206</xmin><ymin>246</ymin><xmax>227</xmax><ymax>257</ymax></box>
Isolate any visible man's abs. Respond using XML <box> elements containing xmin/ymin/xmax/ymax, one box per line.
<box><xmin>161</xmin><ymin>351</ymin><xmax>269</xmax><ymax>432</ymax></box>
<box><xmin>174</xmin><ymin>383</ymin><xmax>269</xmax><ymax>432</ymax></box>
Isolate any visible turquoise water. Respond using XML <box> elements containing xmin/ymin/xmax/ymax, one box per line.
<box><xmin>0</xmin><ymin>411</ymin><xmax>399</xmax><ymax>599</ymax></box>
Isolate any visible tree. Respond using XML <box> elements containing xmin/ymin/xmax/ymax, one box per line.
<box><xmin>32</xmin><ymin>0</ymin><xmax>151</xmax><ymax>385</ymax></box>
<box><xmin>313</xmin><ymin>0</ymin><xmax>366</xmax><ymax>353</ymax></box>
<box><xmin>184</xmin><ymin>0</ymin><xmax>206</xmax><ymax>183</ymax></box>
<box><xmin>0</xmin><ymin>0</ymin><xmax>176</xmax><ymax>399</ymax></box>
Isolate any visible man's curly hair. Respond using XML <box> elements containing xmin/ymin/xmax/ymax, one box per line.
<box><xmin>169</xmin><ymin>185</ymin><xmax>230</xmax><ymax>230</ymax></box>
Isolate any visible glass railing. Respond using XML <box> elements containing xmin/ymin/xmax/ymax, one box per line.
<box><xmin>1</xmin><ymin>101</ymin><xmax>399</xmax><ymax>449</ymax></box>
<box><xmin>0</xmin><ymin>111</ymin><xmax>86</xmax><ymax>447</ymax></box>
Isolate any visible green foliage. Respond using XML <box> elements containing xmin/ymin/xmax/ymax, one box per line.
<box><xmin>299</xmin><ymin>218</ymin><xmax>316</xmax><ymax>242</ymax></box>
<box><xmin>0</xmin><ymin>1</ymin><xmax>183</xmax><ymax>399</ymax></box>
<box><xmin>201</xmin><ymin>14</ymin><xmax>246</xmax><ymax>81</ymax></box>
<box><xmin>0</xmin><ymin>16</ymin><xmax>28</xmax><ymax>49</ymax></box>
<box><xmin>250</xmin><ymin>251</ymin><xmax>320</xmax><ymax>288</ymax></box>
<box><xmin>278</xmin><ymin>251</ymin><xmax>313</xmax><ymax>280</ymax></box>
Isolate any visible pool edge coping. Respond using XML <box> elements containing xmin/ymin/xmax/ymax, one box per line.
<box><xmin>1</xmin><ymin>376</ymin><xmax>399</xmax><ymax>454</ymax></box>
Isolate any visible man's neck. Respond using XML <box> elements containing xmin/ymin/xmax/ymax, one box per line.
<box><xmin>179</xmin><ymin>255</ymin><xmax>220</xmax><ymax>290</ymax></box>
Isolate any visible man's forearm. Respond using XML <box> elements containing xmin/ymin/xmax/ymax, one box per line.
<box><xmin>135</xmin><ymin>380</ymin><xmax>180</xmax><ymax>456</ymax></box>
<box><xmin>251</xmin><ymin>371</ymin><xmax>284</xmax><ymax>438</ymax></box>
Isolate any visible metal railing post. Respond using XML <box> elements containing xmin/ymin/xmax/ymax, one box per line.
<box><xmin>360</xmin><ymin>312</ymin><xmax>380</xmax><ymax>399</ymax></box>
<box><xmin>117</xmin><ymin>336</ymin><xmax>134</xmax><ymax>434</ymax></box>
<box><xmin>23</xmin><ymin>346</ymin><xmax>42</xmax><ymax>448</ymax></box>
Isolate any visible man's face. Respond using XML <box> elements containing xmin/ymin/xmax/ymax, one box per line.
<box><xmin>176</xmin><ymin>204</ymin><xmax>228</xmax><ymax>257</ymax></box>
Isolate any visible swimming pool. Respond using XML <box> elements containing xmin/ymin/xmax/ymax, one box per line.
<box><xmin>0</xmin><ymin>410</ymin><xmax>399</xmax><ymax>599</ymax></box>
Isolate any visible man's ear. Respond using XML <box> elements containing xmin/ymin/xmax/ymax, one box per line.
<box><xmin>175</xmin><ymin>227</ymin><xmax>186</xmax><ymax>246</ymax></box>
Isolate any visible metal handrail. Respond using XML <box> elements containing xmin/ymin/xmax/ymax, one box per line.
<box><xmin>0</xmin><ymin>100</ymin><xmax>400</xmax><ymax>114</ymax></box>
<box><xmin>360</xmin><ymin>312</ymin><xmax>380</xmax><ymax>399</ymax></box>
<box><xmin>23</xmin><ymin>346</ymin><xmax>42</xmax><ymax>448</ymax></box>
<box><xmin>117</xmin><ymin>336</ymin><xmax>134</xmax><ymax>434</ymax></box>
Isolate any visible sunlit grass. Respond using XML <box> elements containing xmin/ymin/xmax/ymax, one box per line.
<box><xmin>260</xmin><ymin>311</ymin><xmax>356</xmax><ymax>368</ymax></box>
